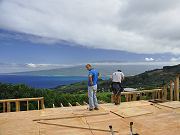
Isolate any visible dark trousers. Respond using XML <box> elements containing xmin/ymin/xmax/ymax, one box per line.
<box><xmin>111</xmin><ymin>82</ymin><xmax>124</xmax><ymax>104</ymax></box>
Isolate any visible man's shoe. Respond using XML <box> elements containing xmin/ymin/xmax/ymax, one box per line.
<box><xmin>94</xmin><ymin>107</ymin><xmax>99</xmax><ymax>110</ymax></box>
<box><xmin>89</xmin><ymin>108</ymin><xmax>93</xmax><ymax>111</ymax></box>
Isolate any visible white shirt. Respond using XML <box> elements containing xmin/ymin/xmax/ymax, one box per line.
<box><xmin>112</xmin><ymin>71</ymin><xmax>124</xmax><ymax>83</ymax></box>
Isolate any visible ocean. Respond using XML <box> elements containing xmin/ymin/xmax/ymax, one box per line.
<box><xmin>0</xmin><ymin>64</ymin><xmax>166</xmax><ymax>89</ymax></box>
<box><xmin>0</xmin><ymin>75</ymin><xmax>87</xmax><ymax>89</ymax></box>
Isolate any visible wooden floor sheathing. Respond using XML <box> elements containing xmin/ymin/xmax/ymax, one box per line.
<box><xmin>0</xmin><ymin>100</ymin><xmax>180</xmax><ymax>135</ymax></box>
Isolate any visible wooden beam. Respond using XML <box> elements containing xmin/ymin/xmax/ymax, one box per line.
<box><xmin>0</xmin><ymin>97</ymin><xmax>44</xmax><ymax>103</ymax></box>
<box><xmin>33</xmin><ymin>112</ymin><xmax>109</xmax><ymax>121</ymax></box>
<box><xmin>37</xmin><ymin>121</ymin><xmax>119</xmax><ymax>133</ymax></box>
<box><xmin>53</xmin><ymin>104</ymin><xmax>55</xmax><ymax>108</ymax></box>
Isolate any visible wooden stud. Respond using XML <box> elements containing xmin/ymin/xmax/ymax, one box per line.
<box><xmin>7</xmin><ymin>102</ymin><xmax>11</xmax><ymax>112</ymax></box>
<box><xmin>83</xmin><ymin>101</ymin><xmax>88</xmax><ymax>105</ymax></box>
<box><xmin>53</xmin><ymin>104</ymin><xmax>55</xmax><ymax>108</ymax></box>
<box><xmin>68</xmin><ymin>103</ymin><xmax>72</xmax><ymax>107</ymax></box>
<box><xmin>158</xmin><ymin>91</ymin><xmax>161</xmax><ymax>99</ymax></box>
<box><xmin>125</xmin><ymin>94</ymin><xmax>129</xmax><ymax>102</ymax></box>
<box><xmin>170</xmin><ymin>81</ymin><xmax>174</xmax><ymax>101</ymax></box>
<box><xmin>175</xmin><ymin>75</ymin><xmax>180</xmax><ymax>101</ymax></box>
<box><xmin>152</xmin><ymin>92</ymin><xmax>155</xmax><ymax>99</ymax></box>
<box><xmin>76</xmin><ymin>102</ymin><xmax>81</xmax><ymax>106</ymax></box>
<box><xmin>37</xmin><ymin>100</ymin><xmax>40</xmax><ymax>110</ymax></box>
<box><xmin>27</xmin><ymin>101</ymin><xmax>29</xmax><ymax>111</ymax></box>
<box><xmin>132</xmin><ymin>93</ymin><xmax>136</xmax><ymax>101</ymax></box>
<box><xmin>3</xmin><ymin>102</ymin><xmax>6</xmax><ymax>112</ymax></box>
<box><xmin>128</xmin><ymin>94</ymin><xmax>132</xmax><ymax>102</ymax></box>
<box><xmin>164</xmin><ymin>85</ymin><xmax>168</xmax><ymax>100</ymax></box>
<box><xmin>15</xmin><ymin>101</ymin><xmax>20</xmax><ymax>112</ymax></box>
<box><xmin>41</xmin><ymin>98</ymin><xmax>45</xmax><ymax>109</ymax></box>
<box><xmin>60</xmin><ymin>103</ymin><xmax>64</xmax><ymax>107</ymax></box>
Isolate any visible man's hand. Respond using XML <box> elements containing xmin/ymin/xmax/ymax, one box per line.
<box><xmin>90</xmin><ymin>81</ymin><xmax>93</xmax><ymax>86</ymax></box>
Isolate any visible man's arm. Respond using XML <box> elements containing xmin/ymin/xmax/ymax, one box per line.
<box><xmin>121</xmin><ymin>72</ymin><xmax>125</xmax><ymax>81</ymax></box>
<box><xmin>89</xmin><ymin>75</ymin><xmax>93</xmax><ymax>86</ymax></box>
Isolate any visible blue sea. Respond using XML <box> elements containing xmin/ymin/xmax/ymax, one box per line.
<box><xmin>0</xmin><ymin>75</ymin><xmax>87</xmax><ymax>89</ymax></box>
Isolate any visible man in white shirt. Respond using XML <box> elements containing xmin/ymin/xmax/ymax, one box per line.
<box><xmin>111</xmin><ymin>70</ymin><xmax>125</xmax><ymax>105</ymax></box>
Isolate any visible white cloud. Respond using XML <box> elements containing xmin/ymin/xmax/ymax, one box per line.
<box><xmin>1</xmin><ymin>0</ymin><xmax>180</xmax><ymax>54</ymax></box>
<box><xmin>145</xmin><ymin>58</ymin><xmax>154</xmax><ymax>62</ymax></box>
<box><xmin>170</xmin><ymin>57</ymin><xmax>180</xmax><ymax>62</ymax></box>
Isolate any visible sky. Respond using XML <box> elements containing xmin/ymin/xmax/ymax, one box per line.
<box><xmin>0</xmin><ymin>0</ymin><xmax>180</xmax><ymax>73</ymax></box>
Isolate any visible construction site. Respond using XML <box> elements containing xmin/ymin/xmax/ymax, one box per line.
<box><xmin>0</xmin><ymin>75</ymin><xmax>180</xmax><ymax>135</ymax></box>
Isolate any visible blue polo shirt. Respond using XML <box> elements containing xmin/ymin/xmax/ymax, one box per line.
<box><xmin>88</xmin><ymin>69</ymin><xmax>98</xmax><ymax>86</ymax></box>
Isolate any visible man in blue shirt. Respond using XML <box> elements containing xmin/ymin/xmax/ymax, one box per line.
<box><xmin>86</xmin><ymin>64</ymin><xmax>99</xmax><ymax>111</ymax></box>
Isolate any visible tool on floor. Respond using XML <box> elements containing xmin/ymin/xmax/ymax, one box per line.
<box><xmin>109</xmin><ymin>125</ymin><xmax>115</xmax><ymax>135</ymax></box>
<box><xmin>130</xmin><ymin>122</ymin><xmax>139</xmax><ymax>135</ymax></box>
<box><xmin>130</xmin><ymin>122</ymin><xmax>133</xmax><ymax>135</ymax></box>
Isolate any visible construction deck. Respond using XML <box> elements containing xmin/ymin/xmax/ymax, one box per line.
<box><xmin>0</xmin><ymin>100</ymin><xmax>180</xmax><ymax>135</ymax></box>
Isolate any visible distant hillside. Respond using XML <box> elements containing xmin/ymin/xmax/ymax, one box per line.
<box><xmin>55</xmin><ymin>64</ymin><xmax>180</xmax><ymax>93</ymax></box>
<box><xmin>121</xmin><ymin>64</ymin><xmax>180</xmax><ymax>88</ymax></box>
<box><xmin>11</xmin><ymin>64</ymin><xmax>163</xmax><ymax>76</ymax></box>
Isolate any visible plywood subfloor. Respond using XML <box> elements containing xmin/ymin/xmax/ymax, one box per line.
<box><xmin>0</xmin><ymin>100</ymin><xmax>180</xmax><ymax>135</ymax></box>
<box><xmin>157</xmin><ymin>101</ymin><xmax>180</xmax><ymax>109</ymax></box>
<box><xmin>111</xmin><ymin>107</ymin><xmax>152</xmax><ymax>118</ymax></box>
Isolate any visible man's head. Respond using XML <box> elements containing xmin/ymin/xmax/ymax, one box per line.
<box><xmin>86</xmin><ymin>64</ymin><xmax>92</xmax><ymax>71</ymax></box>
<box><xmin>117</xmin><ymin>69</ymin><xmax>122</xmax><ymax>72</ymax></box>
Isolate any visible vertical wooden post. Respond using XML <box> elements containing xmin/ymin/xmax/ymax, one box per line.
<box><xmin>152</xmin><ymin>92</ymin><xmax>155</xmax><ymax>99</ymax></box>
<box><xmin>170</xmin><ymin>81</ymin><xmax>173</xmax><ymax>101</ymax></box>
<box><xmin>128</xmin><ymin>94</ymin><xmax>131</xmax><ymax>101</ymax></box>
<box><xmin>125</xmin><ymin>94</ymin><xmax>129</xmax><ymax>102</ymax></box>
<box><xmin>27</xmin><ymin>101</ymin><xmax>29</xmax><ymax>111</ymax></box>
<box><xmin>174</xmin><ymin>75</ymin><xmax>179</xmax><ymax>101</ymax></box>
<box><xmin>7</xmin><ymin>102</ymin><xmax>11</xmax><ymax>112</ymax></box>
<box><xmin>3</xmin><ymin>102</ymin><xmax>6</xmax><ymax>112</ymax></box>
<box><xmin>41</xmin><ymin>98</ymin><xmax>45</xmax><ymax>109</ymax></box>
<box><xmin>164</xmin><ymin>85</ymin><xmax>168</xmax><ymax>100</ymax></box>
<box><xmin>15</xmin><ymin>101</ymin><xmax>20</xmax><ymax>112</ymax></box>
<box><xmin>157</xmin><ymin>90</ymin><xmax>160</xmax><ymax>99</ymax></box>
<box><xmin>38</xmin><ymin>100</ymin><xmax>40</xmax><ymax>110</ymax></box>
<box><xmin>140</xmin><ymin>93</ymin><xmax>143</xmax><ymax>100</ymax></box>
<box><xmin>60</xmin><ymin>103</ymin><xmax>64</xmax><ymax>107</ymax></box>
<box><xmin>132</xmin><ymin>93</ymin><xmax>136</xmax><ymax>101</ymax></box>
